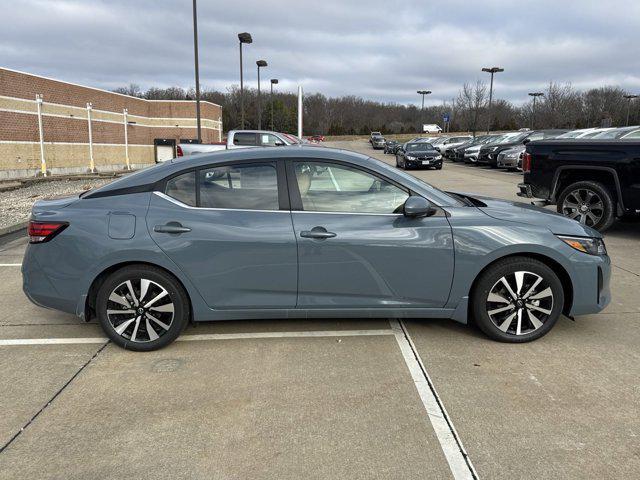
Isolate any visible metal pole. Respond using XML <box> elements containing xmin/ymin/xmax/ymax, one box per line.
<box><xmin>627</xmin><ymin>97</ymin><xmax>631</xmax><ymax>126</ymax></box>
<box><xmin>257</xmin><ymin>65</ymin><xmax>261</xmax><ymax>130</ymax></box>
<box><xmin>240</xmin><ymin>42</ymin><xmax>245</xmax><ymax>129</ymax></box>
<box><xmin>486</xmin><ymin>71</ymin><xmax>494</xmax><ymax>134</ymax></box>
<box><xmin>35</xmin><ymin>94</ymin><xmax>46</xmax><ymax>177</ymax></box>
<box><xmin>270</xmin><ymin>81</ymin><xmax>274</xmax><ymax>131</ymax></box>
<box><xmin>532</xmin><ymin>96</ymin><xmax>536</xmax><ymax>129</ymax></box>
<box><xmin>87</xmin><ymin>103</ymin><xmax>95</xmax><ymax>172</ymax></box>
<box><xmin>297</xmin><ymin>85</ymin><xmax>303</xmax><ymax>138</ymax></box>
<box><xmin>192</xmin><ymin>0</ymin><xmax>202</xmax><ymax>142</ymax></box>
<box><xmin>123</xmin><ymin>108</ymin><xmax>130</xmax><ymax>170</ymax></box>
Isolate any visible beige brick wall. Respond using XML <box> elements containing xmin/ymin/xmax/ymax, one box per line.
<box><xmin>0</xmin><ymin>67</ymin><xmax>222</xmax><ymax>178</ymax></box>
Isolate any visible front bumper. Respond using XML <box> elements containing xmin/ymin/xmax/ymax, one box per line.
<box><xmin>568</xmin><ymin>253</ymin><xmax>611</xmax><ymax>316</ymax></box>
<box><xmin>497</xmin><ymin>156</ymin><xmax>518</xmax><ymax>168</ymax></box>
<box><xmin>404</xmin><ymin>159</ymin><xmax>443</xmax><ymax>168</ymax></box>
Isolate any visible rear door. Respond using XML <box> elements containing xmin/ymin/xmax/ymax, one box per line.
<box><xmin>147</xmin><ymin>160</ymin><xmax>297</xmax><ymax>309</ymax></box>
<box><xmin>287</xmin><ymin>159</ymin><xmax>454</xmax><ymax>308</ymax></box>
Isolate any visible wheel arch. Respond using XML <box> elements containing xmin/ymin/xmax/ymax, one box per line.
<box><xmin>468</xmin><ymin>252</ymin><xmax>574</xmax><ymax>319</ymax></box>
<box><xmin>84</xmin><ymin>261</ymin><xmax>194</xmax><ymax>324</ymax></box>
<box><xmin>551</xmin><ymin>166</ymin><xmax>623</xmax><ymax>212</ymax></box>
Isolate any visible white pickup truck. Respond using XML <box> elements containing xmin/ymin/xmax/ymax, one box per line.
<box><xmin>176</xmin><ymin>130</ymin><xmax>302</xmax><ymax>157</ymax></box>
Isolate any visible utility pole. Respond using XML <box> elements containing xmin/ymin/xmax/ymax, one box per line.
<box><xmin>528</xmin><ymin>92</ymin><xmax>544</xmax><ymax>129</ymax></box>
<box><xmin>192</xmin><ymin>0</ymin><xmax>201</xmax><ymax>142</ymax></box>
<box><xmin>416</xmin><ymin>90</ymin><xmax>431</xmax><ymax>133</ymax></box>
<box><xmin>624</xmin><ymin>94</ymin><xmax>638</xmax><ymax>126</ymax></box>
<box><xmin>256</xmin><ymin>60</ymin><xmax>268</xmax><ymax>130</ymax></box>
<box><xmin>482</xmin><ymin>67</ymin><xmax>504</xmax><ymax>134</ymax></box>
<box><xmin>270</xmin><ymin>79</ymin><xmax>278</xmax><ymax>131</ymax></box>
<box><xmin>238</xmin><ymin>32</ymin><xmax>253</xmax><ymax>129</ymax></box>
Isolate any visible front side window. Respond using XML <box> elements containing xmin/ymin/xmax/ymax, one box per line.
<box><xmin>233</xmin><ymin>132</ymin><xmax>257</xmax><ymax>146</ymax></box>
<box><xmin>165</xmin><ymin>171</ymin><xmax>196</xmax><ymax>206</ymax></box>
<box><xmin>293</xmin><ymin>161</ymin><xmax>409</xmax><ymax>214</ymax></box>
<box><xmin>199</xmin><ymin>164</ymin><xmax>279</xmax><ymax>210</ymax></box>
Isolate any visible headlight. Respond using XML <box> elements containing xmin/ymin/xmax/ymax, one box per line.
<box><xmin>406</xmin><ymin>155</ymin><xmax>416</xmax><ymax>160</ymax></box>
<box><xmin>435</xmin><ymin>155</ymin><xmax>442</xmax><ymax>160</ymax></box>
<box><xmin>557</xmin><ymin>235</ymin><xmax>607</xmax><ymax>255</ymax></box>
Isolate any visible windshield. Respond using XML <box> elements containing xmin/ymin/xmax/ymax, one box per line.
<box><xmin>557</xmin><ymin>130</ymin><xmax>585</xmax><ymax>138</ymax></box>
<box><xmin>282</xmin><ymin>133</ymin><xmax>301</xmax><ymax>144</ymax></box>
<box><xmin>592</xmin><ymin>128</ymin><xmax>636</xmax><ymax>139</ymax></box>
<box><xmin>406</xmin><ymin>143</ymin><xmax>436</xmax><ymax>152</ymax></box>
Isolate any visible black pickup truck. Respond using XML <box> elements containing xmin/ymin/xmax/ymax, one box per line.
<box><xmin>518</xmin><ymin>140</ymin><xmax>640</xmax><ymax>231</ymax></box>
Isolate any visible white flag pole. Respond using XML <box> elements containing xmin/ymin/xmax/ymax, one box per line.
<box><xmin>297</xmin><ymin>85</ymin><xmax>303</xmax><ymax>139</ymax></box>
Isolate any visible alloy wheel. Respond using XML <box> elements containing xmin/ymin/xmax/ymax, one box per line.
<box><xmin>486</xmin><ymin>271</ymin><xmax>554</xmax><ymax>336</ymax></box>
<box><xmin>561</xmin><ymin>188</ymin><xmax>604</xmax><ymax>227</ymax></box>
<box><xmin>106</xmin><ymin>278</ymin><xmax>175</xmax><ymax>343</ymax></box>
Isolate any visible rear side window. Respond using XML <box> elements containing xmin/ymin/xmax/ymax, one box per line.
<box><xmin>199</xmin><ymin>164</ymin><xmax>279</xmax><ymax>210</ymax></box>
<box><xmin>233</xmin><ymin>132</ymin><xmax>257</xmax><ymax>146</ymax></box>
<box><xmin>165</xmin><ymin>171</ymin><xmax>196</xmax><ymax>206</ymax></box>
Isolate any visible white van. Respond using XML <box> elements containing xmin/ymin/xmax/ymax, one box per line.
<box><xmin>422</xmin><ymin>124</ymin><xmax>443</xmax><ymax>133</ymax></box>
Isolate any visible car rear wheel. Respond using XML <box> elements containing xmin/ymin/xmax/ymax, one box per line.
<box><xmin>471</xmin><ymin>257</ymin><xmax>564</xmax><ymax>343</ymax></box>
<box><xmin>557</xmin><ymin>181</ymin><xmax>615</xmax><ymax>231</ymax></box>
<box><xmin>96</xmin><ymin>265</ymin><xmax>189</xmax><ymax>351</ymax></box>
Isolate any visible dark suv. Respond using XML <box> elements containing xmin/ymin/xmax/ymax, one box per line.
<box><xmin>478</xmin><ymin>130</ymin><xmax>568</xmax><ymax>168</ymax></box>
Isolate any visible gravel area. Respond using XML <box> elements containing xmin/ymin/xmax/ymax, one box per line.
<box><xmin>0</xmin><ymin>178</ymin><xmax>113</xmax><ymax>229</ymax></box>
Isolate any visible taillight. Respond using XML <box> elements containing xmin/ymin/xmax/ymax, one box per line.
<box><xmin>176</xmin><ymin>145</ymin><xmax>183</xmax><ymax>157</ymax></box>
<box><xmin>522</xmin><ymin>152</ymin><xmax>532</xmax><ymax>173</ymax></box>
<box><xmin>28</xmin><ymin>221</ymin><xmax>68</xmax><ymax>243</ymax></box>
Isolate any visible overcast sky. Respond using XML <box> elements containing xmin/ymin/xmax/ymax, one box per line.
<box><xmin>2</xmin><ymin>0</ymin><xmax>639</xmax><ymax>106</ymax></box>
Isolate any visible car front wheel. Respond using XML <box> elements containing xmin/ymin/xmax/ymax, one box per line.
<box><xmin>96</xmin><ymin>265</ymin><xmax>190</xmax><ymax>351</ymax></box>
<box><xmin>471</xmin><ymin>257</ymin><xmax>564</xmax><ymax>343</ymax></box>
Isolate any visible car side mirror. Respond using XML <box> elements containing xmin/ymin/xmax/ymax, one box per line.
<box><xmin>522</xmin><ymin>138</ymin><xmax>530</xmax><ymax>144</ymax></box>
<box><xmin>274</xmin><ymin>141</ymin><xmax>285</xmax><ymax>146</ymax></box>
<box><xmin>403</xmin><ymin>196</ymin><xmax>436</xmax><ymax>218</ymax></box>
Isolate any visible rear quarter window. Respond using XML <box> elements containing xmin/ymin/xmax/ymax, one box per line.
<box><xmin>165</xmin><ymin>171</ymin><xmax>196</xmax><ymax>206</ymax></box>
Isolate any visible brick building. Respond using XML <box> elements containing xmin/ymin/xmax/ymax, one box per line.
<box><xmin>0</xmin><ymin>67</ymin><xmax>222</xmax><ymax>179</ymax></box>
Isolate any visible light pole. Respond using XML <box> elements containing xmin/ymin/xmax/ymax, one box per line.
<box><xmin>624</xmin><ymin>94</ymin><xmax>638</xmax><ymax>126</ymax></box>
<box><xmin>192</xmin><ymin>0</ymin><xmax>201</xmax><ymax>142</ymax></box>
<box><xmin>238</xmin><ymin>32</ymin><xmax>252</xmax><ymax>129</ymax></box>
<box><xmin>417</xmin><ymin>90</ymin><xmax>431</xmax><ymax>133</ymax></box>
<box><xmin>528</xmin><ymin>92</ymin><xmax>544</xmax><ymax>129</ymax></box>
<box><xmin>270</xmin><ymin>79</ymin><xmax>278</xmax><ymax>131</ymax></box>
<box><xmin>256</xmin><ymin>60</ymin><xmax>268</xmax><ymax>130</ymax></box>
<box><xmin>482</xmin><ymin>67</ymin><xmax>504</xmax><ymax>134</ymax></box>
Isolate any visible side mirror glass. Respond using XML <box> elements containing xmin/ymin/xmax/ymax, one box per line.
<box><xmin>403</xmin><ymin>196</ymin><xmax>436</xmax><ymax>218</ymax></box>
<box><xmin>274</xmin><ymin>141</ymin><xmax>285</xmax><ymax>146</ymax></box>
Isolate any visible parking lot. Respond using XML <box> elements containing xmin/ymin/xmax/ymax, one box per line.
<box><xmin>1</xmin><ymin>139</ymin><xmax>639</xmax><ymax>479</ymax></box>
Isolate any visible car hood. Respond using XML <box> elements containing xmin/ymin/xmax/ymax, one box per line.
<box><xmin>453</xmin><ymin>192</ymin><xmax>602</xmax><ymax>237</ymax></box>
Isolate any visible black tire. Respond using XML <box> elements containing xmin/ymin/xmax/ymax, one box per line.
<box><xmin>435</xmin><ymin>165</ymin><xmax>442</xmax><ymax>170</ymax></box>
<box><xmin>471</xmin><ymin>256</ymin><xmax>564</xmax><ymax>343</ymax></box>
<box><xmin>96</xmin><ymin>265</ymin><xmax>190</xmax><ymax>351</ymax></box>
<box><xmin>556</xmin><ymin>180</ymin><xmax>615</xmax><ymax>232</ymax></box>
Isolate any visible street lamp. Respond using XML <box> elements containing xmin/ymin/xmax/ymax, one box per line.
<box><xmin>624</xmin><ymin>94</ymin><xmax>638</xmax><ymax>126</ymax></box>
<box><xmin>528</xmin><ymin>92</ymin><xmax>544</xmax><ymax>129</ymax></box>
<box><xmin>238</xmin><ymin>32</ymin><xmax>252</xmax><ymax>129</ymax></box>
<box><xmin>417</xmin><ymin>90</ymin><xmax>431</xmax><ymax>133</ymax></box>
<box><xmin>192</xmin><ymin>0</ymin><xmax>201</xmax><ymax>142</ymax></box>
<box><xmin>270</xmin><ymin>79</ymin><xmax>279</xmax><ymax>131</ymax></box>
<box><xmin>482</xmin><ymin>67</ymin><xmax>504</xmax><ymax>134</ymax></box>
<box><xmin>256</xmin><ymin>60</ymin><xmax>268</xmax><ymax>130</ymax></box>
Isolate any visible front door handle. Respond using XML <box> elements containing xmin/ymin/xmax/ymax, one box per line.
<box><xmin>154</xmin><ymin>223</ymin><xmax>191</xmax><ymax>234</ymax></box>
<box><xmin>300</xmin><ymin>227</ymin><xmax>337</xmax><ymax>239</ymax></box>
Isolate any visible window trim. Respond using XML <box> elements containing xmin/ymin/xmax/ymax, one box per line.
<box><xmin>160</xmin><ymin>159</ymin><xmax>289</xmax><ymax>212</ymax></box>
<box><xmin>285</xmin><ymin>158</ymin><xmax>412</xmax><ymax>214</ymax></box>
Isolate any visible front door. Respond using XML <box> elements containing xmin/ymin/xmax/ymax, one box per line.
<box><xmin>147</xmin><ymin>161</ymin><xmax>297</xmax><ymax>309</ymax></box>
<box><xmin>288</xmin><ymin>160</ymin><xmax>455</xmax><ymax>308</ymax></box>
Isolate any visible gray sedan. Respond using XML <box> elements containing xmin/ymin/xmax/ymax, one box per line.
<box><xmin>23</xmin><ymin>147</ymin><xmax>610</xmax><ymax>350</ymax></box>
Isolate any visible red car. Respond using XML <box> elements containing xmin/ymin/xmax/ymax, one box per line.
<box><xmin>307</xmin><ymin>135</ymin><xmax>325</xmax><ymax>142</ymax></box>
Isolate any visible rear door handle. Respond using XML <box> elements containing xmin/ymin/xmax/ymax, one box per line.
<box><xmin>154</xmin><ymin>223</ymin><xmax>191</xmax><ymax>234</ymax></box>
<box><xmin>300</xmin><ymin>227</ymin><xmax>336</xmax><ymax>239</ymax></box>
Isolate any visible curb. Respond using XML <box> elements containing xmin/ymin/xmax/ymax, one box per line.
<box><xmin>0</xmin><ymin>221</ymin><xmax>28</xmax><ymax>238</ymax></box>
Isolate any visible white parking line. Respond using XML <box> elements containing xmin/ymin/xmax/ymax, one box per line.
<box><xmin>0</xmin><ymin>329</ymin><xmax>394</xmax><ymax>346</ymax></box>
<box><xmin>0</xmin><ymin>263</ymin><xmax>21</xmax><ymax>267</ymax></box>
<box><xmin>390</xmin><ymin>319</ymin><xmax>477</xmax><ymax>480</ymax></box>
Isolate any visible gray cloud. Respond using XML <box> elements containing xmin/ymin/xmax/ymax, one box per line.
<box><xmin>2</xmin><ymin>0</ymin><xmax>639</xmax><ymax>106</ymax></box>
